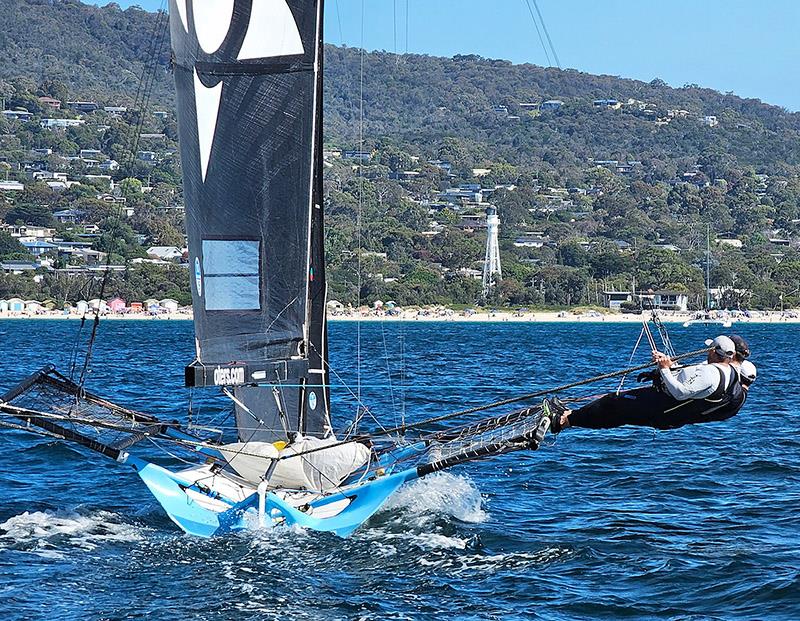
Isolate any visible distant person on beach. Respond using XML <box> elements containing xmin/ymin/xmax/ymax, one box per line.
<box><xmin>547</xmin><ymin>335</ymin><xmax>755</xmax><ymax>433</ymax></box>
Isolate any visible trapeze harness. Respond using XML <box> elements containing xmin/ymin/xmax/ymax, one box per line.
<box><xmin>567</xmin><ymin>364</ymin><xmax>745</xmax><ymax>431</ymax></box>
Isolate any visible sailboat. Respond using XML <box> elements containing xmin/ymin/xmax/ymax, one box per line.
<box><xmin>0</xmin><ymin>0</ymin><xmax>552</xmax><ymax>537</ymax></box>
<box><xmin>683</xmin><ymin>225</ymin><xmax>733</xmax><ymax>328</ymax></box>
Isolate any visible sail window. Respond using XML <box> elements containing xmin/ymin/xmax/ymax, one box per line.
<box><xmin>202</xmin><ymin>240</ymin><xmax>261</xmax><ymax>311</ymax></box>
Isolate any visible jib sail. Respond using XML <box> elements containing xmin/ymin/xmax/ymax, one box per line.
<box><xmin>168</xmin><ymin>0</ymin><xmax>329</xmax><ymax>441</ymax></box>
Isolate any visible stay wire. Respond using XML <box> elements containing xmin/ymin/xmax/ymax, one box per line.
<box><xmin>356</xmin><ymin>0</ymin><xmax>365</xmax><ymax>414</ymax></box>
<box><xmin>125</xmin><ymin>2</ymin><xmax>168</xmax><ymax>174</ymax></box>
<box><xmin>280</xmin><ymin>346</ymin><xmax>712</xmax><ymax>461</ymax></box>
<box><xmin>532</xmin><ymin>0</ymin><xmax>561</xmax><ymax>68</ymax></box>
<box><xmin>522</xmin><ymin>0</ymin><xmax>552</xmax><ymax>67</ymax></box>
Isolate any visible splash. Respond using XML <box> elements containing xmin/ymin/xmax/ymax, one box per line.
<box><xmin>0</xmin><ymin>510</ymin><xmax>146</xmax><ymax>555</ymax></box>
<box><xmin>381</xmin><ymin>472</ymin><xmax>488</xmax><ymax>524</ymax></box>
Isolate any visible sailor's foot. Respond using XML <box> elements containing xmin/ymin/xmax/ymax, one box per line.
<box><xmin>544</xmin><ymin>397</ymin><xmax>570</xmax><ymax>434</ymax></box>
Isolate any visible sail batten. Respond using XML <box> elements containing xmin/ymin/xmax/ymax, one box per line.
<box><xmin>170</xmin><ymin>0</ymin><xmax>329</xmax><ymax>440</ymax></box>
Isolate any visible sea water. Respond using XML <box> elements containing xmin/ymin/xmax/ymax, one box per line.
<box><xmin>0</xmin><ymin>319</ymin><xmax>797</xmax><ymax>620</ymax></box>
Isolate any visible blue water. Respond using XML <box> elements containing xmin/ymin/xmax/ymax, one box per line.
<box><xmin>0</xmin><ymin>319</ymin><xmax>797</xmax><ymax>620</ymax></box>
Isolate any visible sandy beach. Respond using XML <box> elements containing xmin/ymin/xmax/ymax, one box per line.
<box><xmin>0</xmin><ymin>308</ymin><xmax>797</xmax><ymax>324</ymax></box>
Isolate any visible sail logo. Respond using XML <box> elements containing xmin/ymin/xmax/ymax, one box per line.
<box><xmin>194</xmin><ymin>257</ymin><xmax>203</xmax><ymax>296</ymax></box>
<box><xmin>213</xmin><ymin>367</ymin><xmax>246</xmax><ymax>386</ymax></box>
<box><xmin>170</xmin><ymin>0</ymin><xmax>307</xmax><ymax>181</ymax></box>
<box><xmin>308</xmin><ymin>391</ymin><xmax>317</xmax><ymax>411</ymax></box>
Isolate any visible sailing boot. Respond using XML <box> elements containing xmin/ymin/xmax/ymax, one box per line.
<box><xmin>544</xmin><ymin>397</ymin><xmax>569</xmax><ymax>434</ymax></box>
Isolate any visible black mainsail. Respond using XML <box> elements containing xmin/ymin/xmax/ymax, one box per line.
<box><xmin>169</xmin><ymin>0</ymin><xmax>330</xmax><ymax>441</ymax></box>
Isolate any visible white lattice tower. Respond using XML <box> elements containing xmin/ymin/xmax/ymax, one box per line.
<box><xmin>482</xmin><ymin>205</ymin><xmax>502</xmax><ymax>297</ymax></box>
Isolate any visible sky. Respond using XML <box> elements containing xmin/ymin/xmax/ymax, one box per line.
<box><xmin>85</xmin><ymin>0</ymin><xmax>800</xmax><ymax>111</ymax></box>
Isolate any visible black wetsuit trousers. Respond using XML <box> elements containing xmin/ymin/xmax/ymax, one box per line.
<box><xmin>568</xmin><ymin>386</ymin><xmax>741</xmax><ymax>430</ymax></box>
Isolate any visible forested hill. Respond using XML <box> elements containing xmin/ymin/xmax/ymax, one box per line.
<box><xmin>2</xmin><ymin>0</ymin><xmax>799</xmax><ymax>172</ymax></box>
<box><xmin>0</xmin><ymin>0</ymin><xmax>173</xmax><ymax>104</ymax></box>
<box><xmin>2</xmin><ymin>0</ymin><xmax>800</xmax><ymax>311</ymax></box>
<box><xmin>324</xmin><ymin>48</ymin><xmax>800</xmax><ymax>171</ymax></box>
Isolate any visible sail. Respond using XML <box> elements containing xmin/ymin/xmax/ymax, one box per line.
<box><xmin>169</xmin><ymin>0</ymin><xmax>330</xmax><ymax>441</ymax></box>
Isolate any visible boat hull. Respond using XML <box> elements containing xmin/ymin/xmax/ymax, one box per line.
<box><xmin>128</xmin><ymin>454</ymin><xmax>419</xmax><ymax>538</ymax></box>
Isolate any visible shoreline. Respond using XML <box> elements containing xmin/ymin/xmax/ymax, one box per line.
<box><xmin>0</xmin><ymin>310</ymin><xmax>798</xmax><ymax>324</ymax></box>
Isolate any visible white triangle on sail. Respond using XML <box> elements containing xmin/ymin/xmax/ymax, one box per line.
<box><xmin>193</xmin><ymin>69</ymin><xmax>223</xmax><ymax>181</ymax></box>
<box><xmin>237</xmin><ymin>0</ymin><xmax>305</xmax><ymax>60</ymax></box>
<box><xmin>192</xmin><ymin>0</ymin><xmax>235</xmax><ymax>54</ymax></box>
<box><xmin>172</xmin><ymin>0</ymin><xmax>188</xmax><ymax>32</ymax></box>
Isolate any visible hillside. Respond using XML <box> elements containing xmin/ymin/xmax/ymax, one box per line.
<box><xmin>1</xmin><ymin>0</ymin><xmax>798</xmax><ymax>167</ymax></box>
<box><xmin>1</xmin><ymin>0</ymin><xmax>799</xmax><ymax>312</ymax></box>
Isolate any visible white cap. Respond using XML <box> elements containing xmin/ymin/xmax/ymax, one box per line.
<box><xmin>740</xmin><ymin>360</ymin><xmax>757</xmax><ymax>383</ymax></box>
<box><xmin>705</xmin><ymin>335</ymin><xmax>736</xmax><ymax>359</ymax></box>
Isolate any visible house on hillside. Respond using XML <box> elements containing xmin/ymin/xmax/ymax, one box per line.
<box><xmin>716</xmin><ymin>235</ymin><xmax>743</xmax><ymax>249</ymax></box>
<box><xmin>66</xmin><ymin>101</ymin><xmax>98</xmax><ymax>113</ymax></box>
<box><xmin>540</xmin><ymin>100</ymin><xmax>563</xmax><ymax>111</ymax></box>
<box><xmin>53</xmin><ymin>209</ymin><xmax>86</xmax><ymax>224</ymax></box>
<box><xmin>0</xmin><ymin>261</ymin><xmax>38</xmax><ymax>275</ymax></box>
<box><xmin>593</xmin><ymin>99</ymin><xmax>621</xmax><ymax>109</ymax></box>
<box><xmin>513</xmin><ymin>235</ymin><xmax>549</xmax><ymax>248</ymax></box>
<box><xmin>10</xmin><ymin>225</ymin><xmax>56</xmax><ymax>240</ymax></box>
<box><xmin>147</xmin><ymin>246</ymin><xmax>184</xmax><ymax>261</ymax></box>
<box><xmin>38</xmin><ymin>96</ymin><xmax>61</xmax><ymax>109</ymax></box>
<box><xmin>424</xmin><ymin>160</ymin><xmax>451</xmax><ymax>175</ymax></box>
<box><xmin>343</xmin><ymin>149</ymin><xmax>372</xmax><ymax>161</ymax></box>
<box><xmin>20</xmin><ymin>240</ymin><xmax>57</xmax><ymax>256</ymax></box>
<box><xmin>2</xmin><ymin>109</ymin><xmax>34</xmax><ymax>121</ymax></box>
<box><xmin>40</xmin><ymin>118</ymin><xmax>85</xmax><ymax>129</ymax></box>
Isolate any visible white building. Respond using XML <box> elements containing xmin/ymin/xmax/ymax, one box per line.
<box><xmin>40</xmin><ymin>118</ymin><xmax>85</xmax><ymax>129</ymax></box>
<box><xmin>602</xmin><ymin>291</ymin><xmax>633</xmax><ymax>310</ymax></box>
<box><xmin>482</xmin><ymin>205</ymin><xmax>502</xmax><ymax>297</ymax></box>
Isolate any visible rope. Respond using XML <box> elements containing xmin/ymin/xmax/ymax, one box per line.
<box><xmin>278</xmin><ymin>346</ymin><xmax>711</xmax><ymax>461</ymax></box>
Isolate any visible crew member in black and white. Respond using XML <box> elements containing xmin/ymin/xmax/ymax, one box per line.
<box><xmin>547</xmin><ymin>335</ymin><xmax>749</xmax><ymax>432</ymax></box>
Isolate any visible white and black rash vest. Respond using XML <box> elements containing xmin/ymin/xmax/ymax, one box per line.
<box><xmin>662</xmin><ymin>363</ymin><xmax>744</xmax><ymax>418</ymax></box>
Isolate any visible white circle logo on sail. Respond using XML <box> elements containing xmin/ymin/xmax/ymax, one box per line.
<box><xmin>308</xmin><ymin>392</ymin><xmax>317</xmax><ymax>410</ymax></box>
<box><xmin>195</xmin><ymin>257</ymin><xmax>203</xmax><ymax>296</ymax></box>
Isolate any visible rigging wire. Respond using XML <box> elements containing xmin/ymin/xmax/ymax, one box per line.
<box><xmin>356</xmin><ymin>0</ymin><xmax>365</xmax><ymax>420</ymax></box>
<box><xmin>400</xmin><ymin>325</ymin><xmax>406</xmax><ymax>429</ymax></box>
<box><xmin>124</xmin><ymin>2</ymin><xmax>169</xmax><ymax>174</ymax></box>
<box><xmin>279</xmin><ymin>346</ymin><xmax>712</xmax><ymax>461</ymax></box>
<box><xmin>68</xmin><ymin>3</ymin><xmax>167</xmax><ymax>391</ymax></box>
<box><xmin>380</xmin><ymin>319</ymin><xmax>398</xmax><ymax>427</ymax></box>
<box><xmin>405</xmin><ymin>0</ymin><xmax>409</xmax><ymax>55</ymax></box>
<box><xmin>531</xmin><ymin>0</ymin><xmax>561</xmax><ymax>68</ymax></box>
<box><xmin>522</xmin><ymin>0</ymin><xmax>552</xmax><ymax>67</ymax></box>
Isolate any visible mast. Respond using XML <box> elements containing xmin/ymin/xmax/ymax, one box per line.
<box><xmin>169</xmin><ymin>0</ymin><xmax>330</xmax><ymax>441</ymax></box>
<box><xmin>305</xmin><ymin>0</ymin><xmax>331</xmax><ymax>432</ymax></box>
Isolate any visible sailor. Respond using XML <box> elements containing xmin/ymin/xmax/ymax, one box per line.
<box><xmin>548</xmin><ymin>335</ymin><xmax>746</xmax><ymax>432</ymax></box>
<box><xmin>726</xmin><ymin>334</ymin><xmax>757</xmax><ymax>403</ymax></box>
